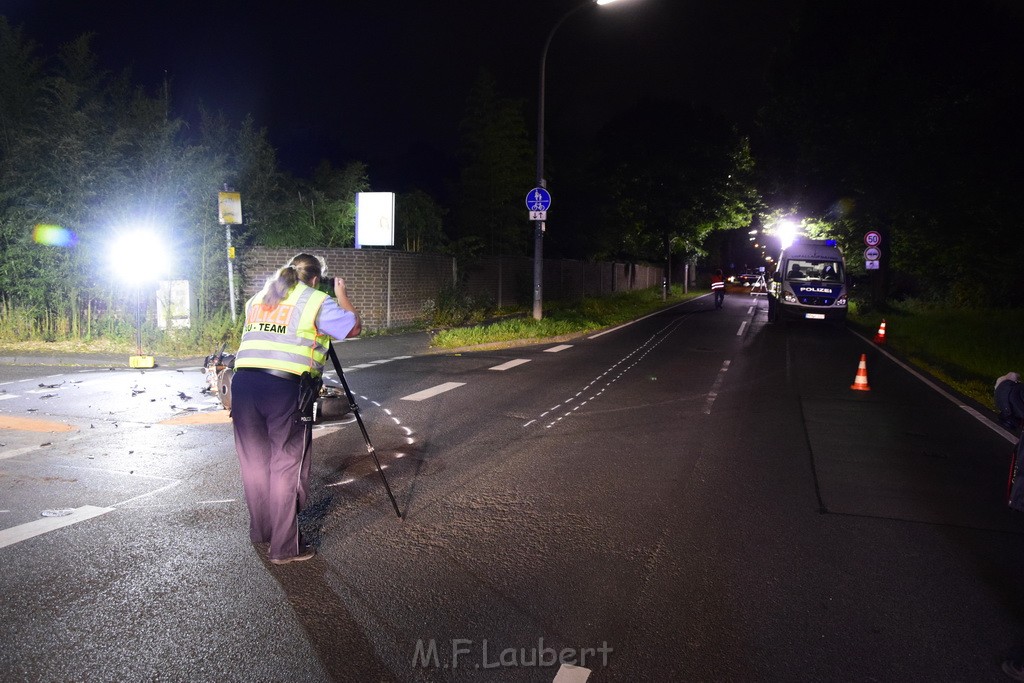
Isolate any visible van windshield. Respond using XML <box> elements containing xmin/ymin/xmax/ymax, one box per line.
<box><xmin>785</xmin><ymin>259</ymin><xmax>843</xmax><ymax>282</ymax></box>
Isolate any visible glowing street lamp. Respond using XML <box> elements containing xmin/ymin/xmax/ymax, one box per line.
<box><xmin>533</xmin><ymin>0</ymin><xmax>630</xmax><ymax>321</ymax></box>
<box><xmin>776</xmin><ymin>218</ymin><xmax>799</xmax><ymax>250</ymax></box>
<box><xmin>109</xmin><ymin>226</ymin><xmax>172</xmax><ymax>368</ymax></box>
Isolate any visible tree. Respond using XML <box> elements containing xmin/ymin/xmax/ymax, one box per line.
<box><xmin>264</xmin><ymin>160</ymin><xmax>368</xmax><ymax>248</ymax></box>
<box><xmin>451</xmin><ymin>70</ymin><xmax>534</xmax><ymax>256</ymax></box>
<box><xmin>757</xmin><ymin>0</ymin><xmax>1024</xmax><ymax>304</ymax></box>
<box><xmin>396</xmin><ymin>189</ymin><xmax>446</xmax><ymax>253</ymax></box>
<box><xmin>591</xmin><ymin>100</ymin><xmax>758</xmax><ymax>273</ymax></box>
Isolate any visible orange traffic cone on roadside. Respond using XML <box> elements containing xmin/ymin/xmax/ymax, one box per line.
<box><xmin>851</xmin><ymin>353</ymin><xmax>871</xmax><ymax>391</ymax></box>
<box><xmin>873</xmin><ymin>319</ymin><xmax>887</xmax><ymax>345</ymax></box>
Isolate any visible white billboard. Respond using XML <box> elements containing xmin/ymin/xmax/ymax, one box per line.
<box><xmin>355</xmin><ymin>192</ymin><xmax>395</xmax><ymax>248</ymax></box>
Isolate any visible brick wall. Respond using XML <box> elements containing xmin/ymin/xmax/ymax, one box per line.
<box><xmin>241</xmin><ymin>248</ymin><xmax>664</xmax><ymax>331</ymax></box>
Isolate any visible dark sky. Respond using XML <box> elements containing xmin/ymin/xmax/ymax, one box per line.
<box><xmin>3</xmin><ymin>0</ymin><xmax>804</xmax><ymax>183</ymax></box>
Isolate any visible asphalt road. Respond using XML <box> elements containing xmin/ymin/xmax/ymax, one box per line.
<box><xmin>1</xmin><ymin>292</ymin><xmax>1023</xmax><ymax>682</ymax></box>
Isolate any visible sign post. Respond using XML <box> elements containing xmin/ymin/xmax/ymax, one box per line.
<box><xmin>218</xmin><ymin>190</ymin><xmax>242</xmax><ymax>323</ymax></box>
<box><xmin>526</xmin><ymin>187</ymin><xmax>552</xmax><ymax>320</ymax></box>
<box><xmin>864</xmin><ymin>231</ymin><xmax>884</xmax><ymax>300</ymax></box>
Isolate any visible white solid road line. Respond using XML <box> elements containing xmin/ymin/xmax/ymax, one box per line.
<box><xmin>544</xmin><ymin>345</ymin><xmax>573</xmax><ymax>353</ymax></box>
<box><xmin>400</xmin><ymin>382</ymin><xmax>466</xmax><ymax>402</ymax></box>
<box><xmin>0</xmin><ymin>505</ymin><xmax>114</xmax><ymax>549</ymax></box>
<box><xmin>490</xmin><ymin>359</ymin><xmax>531</xmax><ymax>371</ymax></box>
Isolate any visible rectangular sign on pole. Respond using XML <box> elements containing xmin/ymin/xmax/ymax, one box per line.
<box><xmin>355</xmin><ymin>192</ymin><xmax>396</xmax><ymax>248</ymax></box>
<box><xmin>218</xmin><ymin>192</ymin><xmax>242</xmax><ymax>225</ymax></box>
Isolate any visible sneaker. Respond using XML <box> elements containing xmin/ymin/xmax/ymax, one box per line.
<box><xmin>1003</xmin><ymin>657</ymin><xmax>1024</xmax><ymax>681</ymax></box>
<box><xmin>269</xmin><ymin>546</ymin><xmax>316</xmax><ymax>565</ymax></box>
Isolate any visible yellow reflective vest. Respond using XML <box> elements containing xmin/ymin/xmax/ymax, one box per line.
<box><xmin>235</xmin><ymin>283</ymin><xmax>330</xmax><ymax>378</ymax></box>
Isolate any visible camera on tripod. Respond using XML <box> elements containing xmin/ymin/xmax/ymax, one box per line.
<box><xmin>317</xmin><ymin>276</ymin><xmax>338</xmax><ymax>296</ymax></box>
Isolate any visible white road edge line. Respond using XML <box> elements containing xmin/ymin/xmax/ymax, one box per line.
<box><xmin>587</xmin><ymin>299</ymin><xmax>695</xmax><ymax>339</ymax></box>
<box><xmin>0</xmin><ymin>505</ymin><xmax>114</xmax><ymax>549</ymax></box>
<box><xmin>400</xmin><ymin>382</ymin><xmax>466</xmax><ymax>402</ymax></box>
<box><xmin>850</xmin><ymin>329</ymin><xmax>1017</xmax><ymax>443</ymax></box>
<box><xmin>490</xmin><ymin>359</ymin><xmax>531</xmax><ymax>371</ymax></box>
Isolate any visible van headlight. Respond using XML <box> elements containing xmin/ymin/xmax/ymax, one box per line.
<box><xmin>783</xmin><ymin>292</ymin><xmax>798</xmax><ymax>303</ymax></box>
<box><xmin>835</xmin><ymin>295</ymin><xmax>848</xmax><ymax>306</ymax></box>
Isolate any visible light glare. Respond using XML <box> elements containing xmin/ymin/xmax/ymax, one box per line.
<box><xmin>110</xmin><ymin>227</ymin><xmax>171</xmax><ymax>282</ymax></box>
<box><xmin>777</xmin><ymin>218</ymin><xmax>798</xmax><ymax>250</ymax></box>
<box><xmin>34</xmin><ymin>224</ymin><xmax>78</xmax><ymax>247</ymax></box>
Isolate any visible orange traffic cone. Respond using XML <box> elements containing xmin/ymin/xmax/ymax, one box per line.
<box><xmin>851</xmin><ymin>353</ymin><xmax>871</xmax><ymax>391</ymax></box>
<box><xmin>873</xmin><ymin>319</ymin><xmax>887</xmax><ymax>345</ymax></box>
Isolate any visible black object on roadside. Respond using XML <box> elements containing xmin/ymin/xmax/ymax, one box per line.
<box><xmin>326</xmin><ymin>342</ymin><xmax>403</xmax><ymax>519</ymax></box>
<box><xmin>1006</xmin><ymin>424</ymin><xmax>1024</xmax><ymax>511</ymax></box>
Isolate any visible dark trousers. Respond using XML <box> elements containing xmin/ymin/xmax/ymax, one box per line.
<box><xmin>231</xmin><ymin>371</ymin><xmax>312</xmax><ymax>561</ymax></box>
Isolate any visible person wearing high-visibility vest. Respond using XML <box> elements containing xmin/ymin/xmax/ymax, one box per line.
<box><xmin>711</xmin><ymin>269</ymin><xmax>725</xmax><ymax>309</ymax></box>
<box><xmin>232</xmin><ymin>253</ymin><xmax>361</xmax><ymax>565</ymax></box>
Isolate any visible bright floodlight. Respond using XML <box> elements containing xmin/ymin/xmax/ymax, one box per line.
<box><xmin>777</xmin><ymin>218</ymin><xmax>798</xmax><ymax>250</ymax></box>
<box><xmin>110</xmin><ymin>227</ymin><xmax>171</xmax><ymax>282</ymax></box>
<box><xmin>596</xmin><ymin>0</ymin><xmax>621</xmax><ymax>4</ymax></box>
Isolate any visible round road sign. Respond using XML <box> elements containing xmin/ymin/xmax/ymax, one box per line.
<box><xmin>864</xmin><ymin>231</ymin><xmax>882</xmax><ymax>247</ymax></box>
<box><xmin>864</xmin><ymin>246</ymin><xmax>881</xmax><ymax>261</ymax></box>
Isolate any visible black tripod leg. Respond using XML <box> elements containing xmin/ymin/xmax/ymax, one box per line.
<box><xmin>328</xmin><ymin>343</ymin><xmax>403</xmax><ymax>519</ymax></box>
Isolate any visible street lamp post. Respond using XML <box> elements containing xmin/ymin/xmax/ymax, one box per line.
<box><xmin>533</xmin><ymin>0</ymin><xmax>624</xmax><ymax>321</ymax></box>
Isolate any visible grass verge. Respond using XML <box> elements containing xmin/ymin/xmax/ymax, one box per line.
<box><xmin>849</xmin><ymin>301</ymin><xmax>1024</xmax><ymax>410</ymax></box>
<box><xmin>431</xmin><ymin>286</ymin><xmax>704</xmax><ymax>348</ymax></box>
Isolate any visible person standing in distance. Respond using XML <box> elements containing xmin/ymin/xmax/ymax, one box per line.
<box><xmin>711</xmin><ymin>269</ymin><xmax>725</xmax><ymax>309</ymax></box>
<box><xmin>231</xmin><ymin>253</ymin><xmax>361</xmax><ymax>564</ymax></box>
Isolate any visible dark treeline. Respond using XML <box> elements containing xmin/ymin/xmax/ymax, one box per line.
<box><xmin>1</xmin><ymin>0</ymin><xmax>1021</xmax><ymax>343</ymax></box>
<box><xmin>756</xmin><ymin>0</ymin><xmax>1024</xmax><ymax>306</ymax></box>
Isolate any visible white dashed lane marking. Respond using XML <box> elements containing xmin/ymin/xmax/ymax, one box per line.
<box><xmin>490</xmin><ymin>359</ymin><xmax>531</xmax><ymax>371</ymax></box>
<box><xmin>400</xmin><ymin>382</ymin><xmax>466</xmax><ymax>402</ymax></box>
<box><xmin>553</xmin><ymin>663</ymin><xmax>591</xmax><ymax>682</ymax></box>
<box><xmin>544</xmin><ymin>345</ymin><xmax>573</xmax><ymax>353</ymax></box>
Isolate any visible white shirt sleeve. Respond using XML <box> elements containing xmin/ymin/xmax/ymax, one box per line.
<box><xmin>315</xmin><ymin>296</ymin><xmax>358</xmax><ymax>340</ymax></box>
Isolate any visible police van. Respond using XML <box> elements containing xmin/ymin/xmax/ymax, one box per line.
<box><xmin>767</xmin><ymin>239</ymin><xmax>848</xmax><ymax>323</ymax></box>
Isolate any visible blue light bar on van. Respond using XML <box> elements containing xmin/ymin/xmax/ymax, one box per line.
<box><xmin>825</xmin><ymin>239</ymin><xmax>837</xmax><ymax>247</ymax></box>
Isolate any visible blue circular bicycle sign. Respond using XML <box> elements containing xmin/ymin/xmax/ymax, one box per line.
<box><xmin>525</xmin><ymin>187</ymin><xmax>552</xmax><ymax>212</ymax></box>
